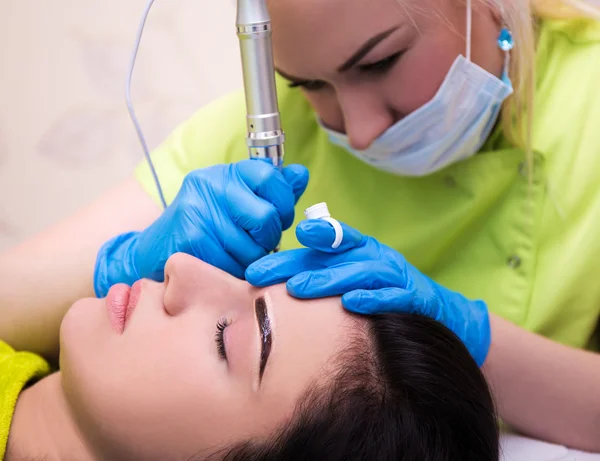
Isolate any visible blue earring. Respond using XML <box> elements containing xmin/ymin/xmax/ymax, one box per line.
<box><xmin>497</xmin><ymin>27</ymin><xmax>514</xmax><ymax>84</ymax></box>
<box><xmin>498</xmin><ymin>27</ymin><xmax>514</xmax><ymax>51</ymax></box>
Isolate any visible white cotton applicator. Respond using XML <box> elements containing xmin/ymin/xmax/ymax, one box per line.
<box><xmin>304</xmin><ymin>202</ymin><xmax>344</xmax><ymax>249</ymax></box>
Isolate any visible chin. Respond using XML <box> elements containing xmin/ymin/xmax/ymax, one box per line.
<box><xmin>59</xmin><ymin>297</ymin><xmax>102</xmax><ymax>366</ymax></box>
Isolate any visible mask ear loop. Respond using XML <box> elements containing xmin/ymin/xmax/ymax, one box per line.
<box><xmin>466</xmin><ymin>0</ymin><xmax>472</xmax><ymax>61</ymax></box>
<box><xmin>445</xmin><ymin>0</ymin><xmax>472</xmax><ymax>132</ymax></box>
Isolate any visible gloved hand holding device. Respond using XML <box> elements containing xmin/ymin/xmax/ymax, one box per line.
<box><xmin>94</xmin><ymin>159</ymin><xmax>309</xmax><ymax>298</ymax></box>
<box><xmin>246</xmin><ymin>219</ymin><xmax>491</xmax><ymax>367</ymax></box>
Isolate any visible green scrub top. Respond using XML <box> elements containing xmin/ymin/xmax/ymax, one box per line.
<box><xmin>135</xmin><ymin>18</ymin><xmax>600</xmax><ymax>351</ymax></box>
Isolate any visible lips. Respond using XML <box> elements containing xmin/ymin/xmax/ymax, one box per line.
<box><xmin>105</xmin><ymin>280</ymin><xmax>142</xmax><ymax>333</ymax></box>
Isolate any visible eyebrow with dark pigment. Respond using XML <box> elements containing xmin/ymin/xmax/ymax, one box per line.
<box><xmin>255</xmin><ymin>296</ymin><xmax>272</xmax><ymax>383</ymax></box>
<box><xmin>275</xmin><ymin>25</ymin><xmax>401</xmax><ymax>82</ymax></box>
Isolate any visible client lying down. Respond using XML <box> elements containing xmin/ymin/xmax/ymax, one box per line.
<box><xmin>2</xmin><ymin>253</ymin><xmax>499</xmax><ymax>461</ymax></box>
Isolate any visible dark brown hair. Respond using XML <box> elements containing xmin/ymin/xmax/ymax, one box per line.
<box><xmin>205</xmin><ymin>313</ymin><xmax>499</xmax><ymax>461</ymax></box>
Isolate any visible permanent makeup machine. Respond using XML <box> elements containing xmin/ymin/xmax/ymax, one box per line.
<box><xmin>236</xmin><ymin>0</ymin><xmax>286</xmax><ymax>170</ymax></box>
<box><xmin>127</xmin><ymin>0</ymin><xmax>286</xmax><ymax>208</ymax></box>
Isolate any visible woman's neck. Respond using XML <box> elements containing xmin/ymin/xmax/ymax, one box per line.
<box><xmin>6</xmin><ymin>372</ymin><xmax>93</xmax><ymax>461</ymax></box>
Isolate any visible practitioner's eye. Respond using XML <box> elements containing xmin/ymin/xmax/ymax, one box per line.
<box><xmin>358</xmin><ymin>51</ymin><xmax>403</xmax><ymax>75</ymax></box>
<box><xmin>288</xmin><ymin>79</ymin><xmax>327</xmax><ymax>92</ymax></box>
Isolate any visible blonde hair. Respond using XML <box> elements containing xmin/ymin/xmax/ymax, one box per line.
<box><xmin>489</xmin><ymin>0</ymin><xmax>600</xmax><ymax>178</ymax></box>
<box><xmin>396</xmin><ymin>0</ymin><xmax>599</xmax><ymax>180</ymax></box>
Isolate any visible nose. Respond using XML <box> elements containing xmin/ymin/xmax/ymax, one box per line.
<box><xmin>162</xmin><ymin>253</ymin><xmax>247</xmax><ymax>317</ymax></box>
<box><xmin>337</xmin><ymin>87</ymin><xmax>395</xmax><ymax>151</ymax></box>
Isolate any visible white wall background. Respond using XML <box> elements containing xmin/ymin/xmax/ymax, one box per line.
<box><xmin>0</xmin><ymin>0</ymin><xmax>242</xmax><ymax>251</ymax></box>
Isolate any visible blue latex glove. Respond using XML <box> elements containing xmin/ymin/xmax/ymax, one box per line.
<box><xmin>94</xmin><ymin>159</ymin><xmax>309</xmax><ymax>298</ymax></box>
<box><xmin>246</xmin><ymin>220</ymin><xmax>491</xmax><ymax>366</ymax></box>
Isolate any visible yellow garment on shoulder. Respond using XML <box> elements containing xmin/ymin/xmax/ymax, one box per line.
<box><xmin>0</xmin><ymin>340</ymin><xmax>51</xmax><ymax>460</ymax></box>
<box><xmin>135</xmin><ymin>19</ymin><xmax>600</xmax><ymax>351</ymax></box>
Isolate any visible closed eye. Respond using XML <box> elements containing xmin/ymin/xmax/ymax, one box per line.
<box><xmin>286</xmin><ymin>51</ymin><xmax>403</xmax><ymax>92</ymax></box>
<box><xmin>215</xmin><ymin>319</ymin><xmax>229</xmax><ymax>361</ymax></box>
<box><xmin>358</xmin><ymin>51</ymin><xmax>403</xmax><ymax>74</ymax></box>
<box><xmin>288</xmin><ymin>79</ymin><xmax>327</xmax><ymax>91</ymax></box>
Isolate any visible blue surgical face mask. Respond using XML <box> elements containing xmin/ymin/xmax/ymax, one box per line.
<box><xmin>319</xmin><ymin>8</ymin><xmax>515</xmax><ymax>177</ymax></box>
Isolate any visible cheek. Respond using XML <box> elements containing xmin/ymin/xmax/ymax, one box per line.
<box><xmin>386</xmin><ymin>38</ymin><xmax>462</xmax><ymax>115</ymax></box>
<box><xmin>302</xmin><ymin>90</ymin><xmax>340</xmax><ymax>125</ymax></box>
<box><xmin>60</xmin><ymin>298</ymin><xmax>110</xmax><ymax>371</ymax></box>
<box><xmin>60</xmin><ymin>310</ymin><xmax>236</xmax><ymax>460</ymax></box>
<box><xmin>61</xmin><ymin>308</ymin><xmax>277</xmax><ymax>460</ymax></box>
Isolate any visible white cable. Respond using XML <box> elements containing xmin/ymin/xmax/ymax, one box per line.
<box><xmin>465</xmin><ymin>0</ymin><xmax>472</xmax><ymax>61</ymax></box>
<box><xmin>126</xmin><ymin>0</ymin><xmax>168</xmax><ymax>209</ymax></box>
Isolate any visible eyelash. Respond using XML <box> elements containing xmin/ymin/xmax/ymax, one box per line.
<box><xmin>288</xmin><ymin>51</ymin><xmax>403</xmax><ymax>92</ymax></box>
<box><xmin>288</xmin><ymin>79</ymin><xmax>326</xmax><ymax>91</ymax></box>
<box><xmin>215</xmin><ymin>319</ymin><xmax>229</xmax><ymax>361</ymax></box>
<box><xmin>359</xmin><ymin>51</ymin><xmax>403</xmax><ymax>73</ymax></box>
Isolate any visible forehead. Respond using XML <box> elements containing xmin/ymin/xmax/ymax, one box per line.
<box><xmin>269</xmin><ymin>0</ymin><xmax>405</xmax><ymax>67</ymax></box>
<box><xmin>267</xmin><ymin>0</ymin><xmax>459</xmax><ymax>73</ymax></box>
<box><xmin>268</xmin><ymin>0</ymin><xmax>457</xmax><ymax>27</ymax></box>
